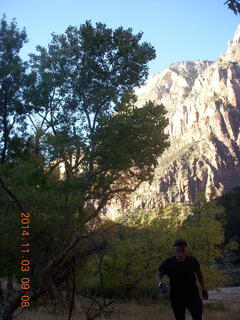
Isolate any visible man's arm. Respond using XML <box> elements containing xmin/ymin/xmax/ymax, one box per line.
<box><xmin>196</xmin><ymin>268</ymin><xmax>206</xmax><ymax>290</ymax></box>
<box><xmin>155</xmin><ymin>270</ymin><xmax>168</xmax><ymax>293</ymax></box>
<box><xmin>155</xmin><ymin>270</ymin><xmax>165</xmax><ymax>286</ymax></box>
<box><xmin>196</xmin><ymin>266</ymin><xmax>209</xmax><ymax>299</ymax></box>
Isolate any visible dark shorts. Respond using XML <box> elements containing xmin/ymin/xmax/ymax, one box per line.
<box><xmin>169</xmin><ymin>291</ymin><xmax>203</xmax><ymax>320</ymax></box>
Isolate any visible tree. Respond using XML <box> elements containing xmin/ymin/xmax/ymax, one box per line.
<box><xmin>25</xmin><ymin>19</ymin><xmax>170</xmax><ymax>228</ymax></box>
<box><xmin>215</xmin><ymin>186</ymin><xmax>240</xmax><ymax>242</ymax></box>
<box><xmin>0</xmin><ymin>14</ymin><xmax>31</xmax><ymax>165</ymax></box>
<box><xmin>0</xmin><ymin>19</ymin><xmax>170</xmax><ymax>319</ymax></box>
<box><xmin>179</xmin><ymin>194</ymin><xmax>226</xmax><ymax>288</ymax></box>
<box><xmin>224</xmin><ymin>0</ymin><xmax>240</xmax><ymax>14</ymax></box>
<box><xmin>0</xmin><ymin>14</ymin><xmax>33</xmax><ymax>312</ymax></box>
<box><xmin>84</xmin><ymin>200</ymin><xmax>226</xmax><ymax>305</ymax></box>
<box><xmin>215</xmin><ymin>187</ymin><xmax>240</xmax><ymax>263</ymax></box>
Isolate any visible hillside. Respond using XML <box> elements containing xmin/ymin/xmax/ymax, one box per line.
<box><xmin>105</xmin><ymin>25</ymin><xmax>240</xmax><ymax>218</ymax></box>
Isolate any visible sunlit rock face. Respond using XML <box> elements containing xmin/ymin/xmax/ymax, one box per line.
<box><xmin>104</xmin><ymin>24</ymin><xmax>240</xmax><ymax>220</ymax></box>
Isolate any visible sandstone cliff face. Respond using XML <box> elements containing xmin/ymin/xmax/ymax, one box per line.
<box><xmin>105</xmin><ymin>24</ymin><xmax>240</xmax><ymax>219</ymax></box>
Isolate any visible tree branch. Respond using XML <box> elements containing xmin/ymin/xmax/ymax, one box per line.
<box><xmin>0</xmin><ymin>176</ymin><xmax>24</xmax><ymax>212</ymax></box>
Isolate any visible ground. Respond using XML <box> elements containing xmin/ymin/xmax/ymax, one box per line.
<box><xmin>207</xmin><ymin>286</ymin><xmax>240</xmax><ymax>302</ymax></box>
<box><xmin>1</xmin><ymin>278</ymin><xmax>240</xmax><ymax>319</ymax></box>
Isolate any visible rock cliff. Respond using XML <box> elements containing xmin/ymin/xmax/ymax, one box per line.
<box><xmin>105</xmin><ymin>24</ymin><xmax>240</xmax><ymax>219</ymax></box>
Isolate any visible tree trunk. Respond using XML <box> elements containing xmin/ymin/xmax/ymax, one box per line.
<box><xmin>0</xmin><ymin>237</ymin><xmax>105</xmax><ymax>320</ymax></box>
<box><xmin>0</xmin><ymin>280</ymin><xmax>4</xmax><ymax>305</ymax></box>
<box><xmin>6</xmin><ymin>275</ymin><xmax>14</xmax><ymax>298</ymax></box>
<box><xmin>0</xmin><ymin>294</ymin><xmax>21</xmax><ymax>320</ymax></box>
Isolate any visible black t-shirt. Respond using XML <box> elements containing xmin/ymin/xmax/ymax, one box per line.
<box><xmin>158</xmin><ymin>255</ymin><xmax>201</xmax><ymax>297</ymax></box>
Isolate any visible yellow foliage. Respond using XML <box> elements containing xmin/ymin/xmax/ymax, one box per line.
<box><xmin>82</xmin><ymin>195</ymin><xmax>226</xmax><ymax>293</ymax></box>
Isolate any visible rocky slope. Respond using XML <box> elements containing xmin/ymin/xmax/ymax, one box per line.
<box><xmin>104</xmin><ymin>24</ymin><xmax>240</xmax><ymax>219</ymax></box>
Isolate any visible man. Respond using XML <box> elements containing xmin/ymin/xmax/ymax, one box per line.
<box><xmin>155</xmin><ymin>239</ymin><xmax>208</xmax><ymax>320</ymax></box>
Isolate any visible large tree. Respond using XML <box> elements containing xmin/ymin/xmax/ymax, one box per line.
<box><xmin>0</xmin><ymin>14</ymin><xmax>33</xmax><ymax>310</ymax></box>
<box><xmin>26</xmin><ymin>20</ymin><xmax>170</xmax><ymax>223</ymax></box>
<box><xmin>0</xmin><ymin>14</ymin><xmax>31</xmax><ymax>166</ymax></box>
<box><xmin>0</xmin><ymin>19</ymin><xmax>170</xmax><ymax>319</ymax></box>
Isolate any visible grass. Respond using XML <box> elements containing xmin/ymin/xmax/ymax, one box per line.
<box><xmin>12</xmin><ymin>296</ymin><xmax>240</xmax><ymax>320</ymax></box>
<box><xmin>1</xmin><ymin>278</ymin><xmax>240</xmax><ymax>319</ymax></box>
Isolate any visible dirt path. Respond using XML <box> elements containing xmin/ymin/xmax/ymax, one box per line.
<box><xmin>207</xmin><ymin>286</ymin><xmax>240</xmax><ymax>302</ymax></box>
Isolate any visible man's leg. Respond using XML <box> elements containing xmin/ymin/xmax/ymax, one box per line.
<box><xmin>170</xmin><ymin>295</ymin><xmax>186</xmax><ymax>320</ymax></box>
<box><xmin>186</xmin><ymin>294</ymin><xmax>203</xmax><ymax>320</ymax></box>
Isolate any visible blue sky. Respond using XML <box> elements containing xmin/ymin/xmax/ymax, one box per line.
<box><xmin>1</xmin><ymin>0</ymin><xmax>239</xmax><ymax>76</ymax></box>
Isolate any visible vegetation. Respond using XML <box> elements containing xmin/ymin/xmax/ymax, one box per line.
<box><xmin>0</xmin><ymin>6</ymin><xmax>239</xmax><ymax>319</ymax></box>
<box><xmin>77</xmin><ymin>195</ymin><xmax>226</xmax><ymax>306</ymax></box>
<box><xmin>224</xmin><ymin>0</ymin><xmax>240</xmax><ymax>14</ymax></box>
<box><xmin>215</xmin><ymin>186</ymin><xmax>240</xmax><ymax>257</ymax></box>
<box><xmin>0</xmin><ymin>14</ymin><xmax>170</xmax><ymax>319</ymax></box>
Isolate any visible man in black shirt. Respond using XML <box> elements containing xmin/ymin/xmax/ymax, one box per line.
<box><xmin>155</xmin><ymin>239</ymin><xmax>208</xmax><ymax>320</ymax></box>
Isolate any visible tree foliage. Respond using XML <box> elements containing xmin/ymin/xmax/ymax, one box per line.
<box><xmin>81</xmin><ymin>197</ymin><xmax>226</xmax><ymax>302</ymax></box>
<box><xmin>0</xmin><ymin>14</ymin><xmax>31</xmax><ymax>165</ymax></box>
<box><xmin>0</xmin><ymin>15</ymin><xmax>170</xmax><ymax>317</ymax></box>
<box><xmin>224</xmin><ymin>0</ymin><xmax>240</xmax><ymax>14</ymax></box>
<box><xmin>23</xmin><ymin>20</ymin><xmax>170</xmax><ymax>215</ymax></box>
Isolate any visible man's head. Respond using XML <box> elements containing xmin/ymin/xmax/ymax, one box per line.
<box><xmin>173</xmin><ymin>239</ymin><xmax>188</xmax><ymax>261</ymax></box>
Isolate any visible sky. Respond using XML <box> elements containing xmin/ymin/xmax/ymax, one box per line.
<box><xmin>1</xmin><ymin>0</ymin><xmax>240</xmax><ymax>77</ymax></box>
